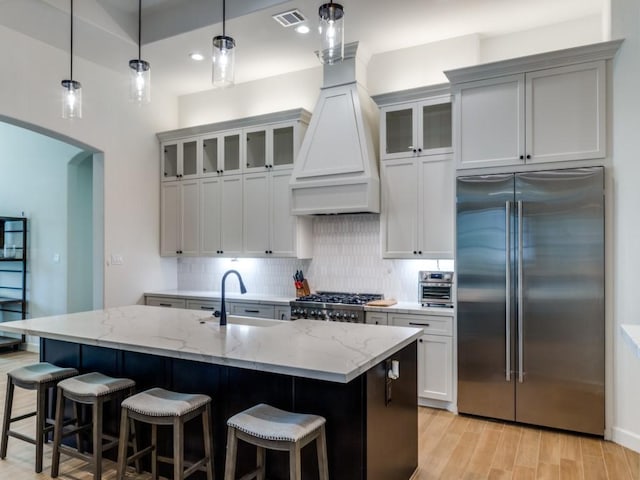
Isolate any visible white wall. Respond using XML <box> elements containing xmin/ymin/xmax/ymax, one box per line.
<box><xmin>0</xmin><ymin>24</ymin><xmax>179</xmax><ymax>308</ymax></box>
<box><xmin>611</xmin><ymin>0</ymin><xmax>640</xmax><ymax>453</ymax></box>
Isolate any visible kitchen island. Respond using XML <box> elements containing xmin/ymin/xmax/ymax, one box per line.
<box><xmin>1</xmin><ymin>305</ymin><xmax>420</xmax><ymax>480</ymax></box>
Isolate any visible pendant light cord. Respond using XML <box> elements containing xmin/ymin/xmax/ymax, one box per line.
<box><xmin>138</xmin><ymin>0</ymin><xmax>142</xmax><ymax>60</ymax></box>
<box><xmin>222</xmin><ymin>0</ymin><xmax>226</xmax><ymax>37</ymax></box>
<box><xmin>70</xmin><ymin>0</ymin><xmax>73</xmax><ymax>81</ymax></box>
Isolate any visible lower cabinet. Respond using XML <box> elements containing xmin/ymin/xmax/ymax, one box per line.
<box><xmin>145</xmin><ymin>295</ymin><xmax>289</xmax><ymax>321</ymax></box>
<box><xmin>389</xmin><ymin>312</ymin><xmax>454</xmax><ymax>404</ymax></box>
<box><xmin>145</xmin><ymin>296</ymin><xmax>186</xmax><ymax>308</ymax></box>
<box><xmin>365</xmin><ymin>312</ymin><xmax>389</xmax><ymax>325</ymax></box>
<box><xmin>230</xmin><ymin>302</ymin><xmax>275</xmax><ymax>319</ymax></box>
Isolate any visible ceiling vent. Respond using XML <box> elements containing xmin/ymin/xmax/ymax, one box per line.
<box><xmin>272</xmin><ymin>9</ymin><xmax>306</xmax><ymax>27</ymax></box>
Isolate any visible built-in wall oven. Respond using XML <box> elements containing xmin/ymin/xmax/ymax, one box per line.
<box><xmin>419</xmin><ymin>271</ymin><xmax>454</xmax><ymax>308</ymax></box>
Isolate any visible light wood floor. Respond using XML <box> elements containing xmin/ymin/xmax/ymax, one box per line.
<box><xmin>0</xmin><ymin>350</ymin><xmax>638</xmax><ymax>480</ymax></box>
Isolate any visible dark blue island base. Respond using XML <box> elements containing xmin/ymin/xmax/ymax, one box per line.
<box><xmin>41</xmin><ymin>338</ymin><xmax>418</xmax><ymax>480</ymax></box>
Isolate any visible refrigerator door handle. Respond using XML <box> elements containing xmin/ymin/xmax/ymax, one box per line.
<box><xmin>517</xmin><ymin>200</ymin><xmax>524</xmax><ymax>383</ymax></box>
<box><xmin>505</xmin><ymin>201</ymin><xmax>511</xmax><ymax>382</ymax></box>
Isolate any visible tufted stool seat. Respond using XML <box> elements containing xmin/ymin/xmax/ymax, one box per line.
<box><xmin>116</xmin><ymin>387</ymin><xmax>214</xmax><ymax>480</ymax></box>
<box><xmin>224</xmin><ymin>403</ymin><xmax>328</xmax><ymax>480</ymax></box>
<box><xmin>0</xmin><ymin>362</ymin><xmax>78</xmax><ymax>473</ymax></box>
<box><xmin>51</xmin><ymin>372</ymin><xmax>137</xmax><ymax>479</ymax></box>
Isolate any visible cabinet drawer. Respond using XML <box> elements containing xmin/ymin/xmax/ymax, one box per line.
<box><xmin>365</xmin><ymin>312</ymin><xmax>389</xmax><ymax>325</ymax></box>
<box><xmin>390</xmin><ymin>314</ymin><xmax>452</xmax><ymax>336</ymax></box>
<box><xmin>186</xmin><ymin>300</ymin><xmax>221</xmax><ymax>313</ymax></box>
<box><xmin>275</xmin><ymin>307</ymin><xmax>291</xmax><ymax>321</ymax></box>
<box><xmin>230</xmin><ymin>303</ymin><xmax>275</xmax><ymax>319</ymax></box>
<box><xmin>145</xmin><ymin>296</ymin><xmax>186</xmax><ymax>309</ymax></box>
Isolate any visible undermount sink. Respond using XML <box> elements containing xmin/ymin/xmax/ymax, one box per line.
<box><xmin>201</xmin><ymin>315</ymin><xmax>283</xmax><ymax>328</ymax></box>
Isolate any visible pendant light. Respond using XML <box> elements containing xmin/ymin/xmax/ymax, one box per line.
<box><xmin>318</xmin><ymin>1</ymin><xmax>344</xmax><ymax>64</ymax></box>
<box><xmin>129</xmin><ymin>0</ymin><xmax>151</xmax><ymax>104</ymax></box>
<box><xmin>61</xmin><ymin>0</ymin><xmax>82</xmax><ymax>119</ymax></box>
<box><xmin>212</xmin><ymin>0</ymin><xmax>236</xmax><ymax>88</ymax></box>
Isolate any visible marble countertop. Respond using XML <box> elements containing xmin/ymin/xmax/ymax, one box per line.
<box><xmin>621</xmin><ymin>324</ymin><xmax>640</xmax><ymax>358</ymax></box>
<box><xmin>1</xmin><ymin>305</ymin><xmax>421</xmax><ymax>383</ymax></box>
<box><xmin>145</xmin><ymin>291</ymin><xmax>456</xmax><ymax>315</ymax></box>
<box><xmin>145</xmin><ymin>290</ymin><xmax>293</xmax><ymax>306</ymax></box>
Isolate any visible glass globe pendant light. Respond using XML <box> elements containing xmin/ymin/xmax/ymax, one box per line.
<box><xmin>318</xmin><ymin>1</ymin><xmax>344</xmax><ymax>64</ymax></box>
<box><xmin>212</xmin><ymin>0</ymin><xmax>236</xmax><ymax>88</ymax></box>
<box><xmin>129</xmin><ymin>0</ymin><xmax>150</xmax><ymax>103</ymax></box>
<box><xmin>61</xmin><ymin>0</ymin><xmax>82</xmax><ymax>119</ymax></box>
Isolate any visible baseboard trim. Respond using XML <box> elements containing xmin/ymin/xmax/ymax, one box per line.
<box><xmin>612</xmin><ymin>426</ymin><xmax>640</xmax><ymax>454</ymax></box>
<box><xmin>22</xmin><ymin>342</ymin><xmax>39</xmax><ymax>354</ymax></box>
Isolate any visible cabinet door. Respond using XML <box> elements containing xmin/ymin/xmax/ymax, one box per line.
<box><xmin>221</xmin><ymin>130</ymin><xmax>242</xmax><ymax>175</ymax></box>
<box><xmin>270</xmin><ymin>170</ymin><xmax>296</xmax><ymax>257</ymax></box>
<box><xmin>275</xmin><ymin>307</ymin><xmax>290</xmax><ymax>321</ymax></box>
<box><xmin>202</xmin><ymin>136</ymin><xmax>219</xmax><ymax>176</ymax></box>
<box><xmin>419</xmin><ymin>98</ymin><xmax>452</xmax><ymax>155</ymax></box>
<box><xmin>365</xmin><ymin>312</ymin><xmax>388</xmax><ymax>325</ymax></box>
<box><xmin>526</xmin><ymin>61</ymin><xmax>605</xmax><ymax>163</ymax></box>
<box><xmin>162</xmin><ymin>143</ymin><xmax>179</xmax><ymax>181</ymax></box>
<box><xmin>180</xmin><ymin>180</ymin><xmax>200</xmax><ymax>256</ymax></box>
<box><xmin>455</xmin><ymin>74</ymin><xmax>525</xmax><ymax>169</ymax></box>
<box><xmin>220</xmin><ymin>175</ymin><xmax>243</xmax><ymax>256</ymax></box>
<box><xmin>186</xmin><ymin>299</ymin><xmax>221</xmax><ymax>314</ymax></box>
<box><xmin>243</xmin><ymin>172</ymin><xmax>270</xmax><ymax>256</ymax></box>
<box><xmin>181</xmin><ymin>139</ymin><xmax>199</xmax><ymax>178</ymax></box>
<box><xmin>418</xmin><ymin>155</ymin><xmax>454</xmax><ymax>258</ymax></box>
<box><xmin>245</xmin><ymin>127</ymin><xmax>268</xmax><ymax>171</ymax></box>
<box><xmin>272</xmin><ymin>124</ymin><xmax>296</xmax><ymax>170</ymax></box>
<box><xmin>200</xmin><ymin>178</ymin><xmax>222</xmax><ymax>255</ymax></box>
<box><xmin>160</xmin><ymin>182</ymin><xmax>180</xmax><ymax>256</ymax></box>
<box><xmin>381</xmin><ymin>159</ymin><xmax>418</xmax><ymax>258</ymax></box>
<box><xmin>381</xmin><ymin>104</ymin><xmax>417</xmax><ymax>160</ymax></box>
<box><xmin>418</xmin><ymin>334</ymin><xmax>453</xmax><ymax>401</ymax></box>
<box><xmin>146</xmin><ymin>296</ymin><xmax>186</xmax><ymax>308</ymax></box>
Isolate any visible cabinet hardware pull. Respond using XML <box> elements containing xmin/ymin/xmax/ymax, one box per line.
<box><xmin>419</xmin><ymin>339</ymin><xmax>423</xmax><ymax>343</ymax></box>
<box><xmin>409</xmin><ymin>322</ymin><xmax>430</xmax><ymax>327</ymax></box>
<box><xmin>159</xmin><ymin>303</ymin><xmax>171</xmax><ymax>307</ymax></box>
<box><xmin>418</xmin><ymin>251</ymin><xmax>422</xmax><ymax>255</ymax></box>
<box><xmin>200</xmin><ymin>306</ymin><xmax>215</xmax><ymax>310</ymax></box>
<box><xmin>244</xmin><ymin>309</ymin><xmax>260</xmax><ymax>313</ymax></box>
<box><xmin>519</xmin><ymin>155</ymin><xmax>524</xmax><ymax>160</ymax></box>
<box><xmin>526</xmin><ymin>154</ymin><xmax>531</xmax><ymax>159</ymax></box>
<box><xmin>413</xmin><ymin>251</ymin><xmax>417</xmax><ymax>255</ymax></box>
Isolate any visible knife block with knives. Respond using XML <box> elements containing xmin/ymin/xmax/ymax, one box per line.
<box><xmin>294</xmin><ymin>270</ymin><xmax>311</xmax><ymax>297</ymax></box>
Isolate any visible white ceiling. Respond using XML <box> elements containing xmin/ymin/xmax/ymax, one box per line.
<box><xmin>0</xmin><ymin>0</ymin><xmax>604</xmax><ymax>97</ymax></box>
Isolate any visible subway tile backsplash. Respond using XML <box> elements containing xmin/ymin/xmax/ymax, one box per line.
<box><xmin>178</xmin><ymin>214</ymin><xmax>453</xmax><ymax>302</ymax></box>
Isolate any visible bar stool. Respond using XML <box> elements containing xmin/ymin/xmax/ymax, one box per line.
<box><xmin>116</xmin><ymin>387</ymin><xmax>214</xmax><ymax>480</ymax></box>
<box><xmin>50</xmin><ymin>372</ymin><xmax>136</xmax><ymax>479</ymax></box>
<box><xmin>224</xmin><ymin>403</ymin><xmax>329</xmax><ymax>480</ymax></box>
<box><xmin>0</xmin><ymin>362</ymin><xmax>78</xmax><ymax>473</ymax></box>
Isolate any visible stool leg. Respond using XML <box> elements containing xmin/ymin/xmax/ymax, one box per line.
<box><xmin>317</xmin><ymin>425</ymin><xmax>329</xmax><ymax>480</ymax></box>
<box><xmin>202</xmin><ymin>404</ymin><xmax>214</xmax><ymax>480</ymax></box>
<box><xmin>73</xmin><ymin>401</ymin><xmax>83</xmax><ymax>453</ymax></box>
<box><xmin>0</xmin><ymin>377</ymin><xmax>14</xmax><ymax>459</ymax></box>
<box><xmin>35</xmin><ymin>383</ymin><xmax>46</xmax><ymax>473</ymax></box>
<box><xmin>223</xmin><ymin>427</ymin><xmax>237</xmax><ymax>480</ymax></box>
<box><xmin>151</xmin><ymin>423</ymin><xmax>158</xmax><ymax>480</ymax></box>
<box><xmin>130</xmin><ymin>417</ymin><xmax>141</xmax><ymax>474</ymax></box>
<box><xmin>289</xmin><ymin>442</ymin><xmax>302</xmax><ymax>480</ymax></box>
<box><xmin>256</xmin><ymin>447</ymin><xmax>265</xmax><ymax>480</ymax></box>
<box><xmin>116</xmin><ymin>407</ymin><xmax>130</xmax><ymax>480</ymax></box>
<box><xmin>174</xmin><ymin>416</ymin><xmax>184</xmax><ymax>480</ymax></box>
<box><xmin>51</xmin><ymin>387</ymin><xmax>66</xmax><ymax>478</ymax></box>
<box><xmin>92</xmin><ymin>398</ymin><xmax>103</xmax><ymax>480</ymax></box>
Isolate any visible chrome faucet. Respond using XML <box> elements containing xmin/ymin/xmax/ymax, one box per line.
<box><xmin>218</xmin><ymin>269</ymin><xmax>247</xmax><ymax>326</ymax></box>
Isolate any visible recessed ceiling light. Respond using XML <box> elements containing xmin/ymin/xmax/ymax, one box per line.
<box><xmin>189</xmin><ymin>52</ymin><xmax>205</xmax><ymax>61</ymax></box>
<box><xmin>295</xmin><ymin>24</ymin><xmax>310</xmax><ymax>34</ymax></box>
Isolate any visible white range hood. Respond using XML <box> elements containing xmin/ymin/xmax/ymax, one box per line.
<box><xmin>290</xmin><ymin>42</ymin><xmax>380</xmax><ymax>215</ymax></box>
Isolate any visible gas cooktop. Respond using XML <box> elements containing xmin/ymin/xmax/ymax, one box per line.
<box><xmin>293</xmin><ymin>292</ymin><xmax>383</xmax><ymax>305</ymax></box>
<box><xmin>290</xmin><ymin>292</ymin><xmax>384</xmax><ymax>323</ymax></box>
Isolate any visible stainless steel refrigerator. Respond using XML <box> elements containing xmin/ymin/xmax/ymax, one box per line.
<box><xmin>456</xmin><ymin>167</ymin><xmax>604</xmax><ymax>435</ymax></box>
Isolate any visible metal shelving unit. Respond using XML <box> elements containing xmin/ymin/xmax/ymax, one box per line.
<box><xmin>0</xmin><ymin>217</ymin><xmax>27</xmax><ymax>349</ymax></box>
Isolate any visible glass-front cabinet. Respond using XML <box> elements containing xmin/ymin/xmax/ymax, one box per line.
<box><xmin>244</xmin><ymin>122</ymin><xmax>299</xmax><ymax>172</ymax></box>
<box><xmin>381</xmin><ymin>96</ymin><xmax>452</xmax><ymax>160</ymax></box>
<box><xmin>162</xmin><ymin>138</ymin><xmax>199</xmax><ymax>181</ymax></box>
<box><xmin>202</xmin><ymin>130</ymin><xmax>242</xmax><ymax>176</ymax></box>
<box><xmin>0</xmin><ymin>217</ymin><xmax>27</xmax><ymax>349</ymax></box>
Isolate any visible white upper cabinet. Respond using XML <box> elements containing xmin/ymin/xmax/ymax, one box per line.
<box><xmin>200</xmin><ymin>175</ymin><xmax>243</xmax><ymax>257</ymax></box>
<box><xmin>201</xmin><ymin>130</ymin><xmax>242</xmax><ymax>176</ymax></box>
<box><xmin>161</xmin><ymin>138</ymin><xmax>200</xmax><ymax>181</ymax></box>
<box><xmin>157</xmin><ymin>109</ymin><xmax>311</xmax><ymax>258</ymax></box>
<box><xmin>244</xmin><ymin>122</ymin><xmax>302</xmax><ymax>173</ymax></box>
<box><xmin>381</xmin><ymin>155</ymin><xmax>454</xmax><ymax>259</ymax></box>
<box><xmin>445</xmin><ymin>41</ymin><xmax>622</xmax><ymax>171</ymax></box>
<box><xmin>243</xmin><ymin>169</ymin><xmax>312</xmax><ymax>258</ymax></box>
<box><xmin>160</xmin><ymin>180</ymin><xmax>199</xmax><ymax>256</ymax></box>
<box><xmin>381</xmin><ymin>96</ymin><xmax>452</xmax><ymax>160</ymax></box>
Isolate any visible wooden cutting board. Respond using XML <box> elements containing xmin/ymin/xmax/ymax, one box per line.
<box><xmin>366</xmin><ymin>299</ymin><xmax>397</xmax><ymax>307</ymax></box>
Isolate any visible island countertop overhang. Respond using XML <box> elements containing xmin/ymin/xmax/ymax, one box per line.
<box><xmin>1</xmin><ymin>305</ymin><xmax>421</xmax><ymax>383</ymax></box>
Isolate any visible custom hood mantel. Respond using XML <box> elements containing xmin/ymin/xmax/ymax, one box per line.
<box><xmin>289</xmin><ymin>42</ymin><xmax>380</xmax><ymax>215</ymax></box>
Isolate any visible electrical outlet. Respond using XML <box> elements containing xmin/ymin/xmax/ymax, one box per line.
<box><xmin>110</xmin><ymin>254</ymin><xmax>124</xmax><ymax>265</ymax></box>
